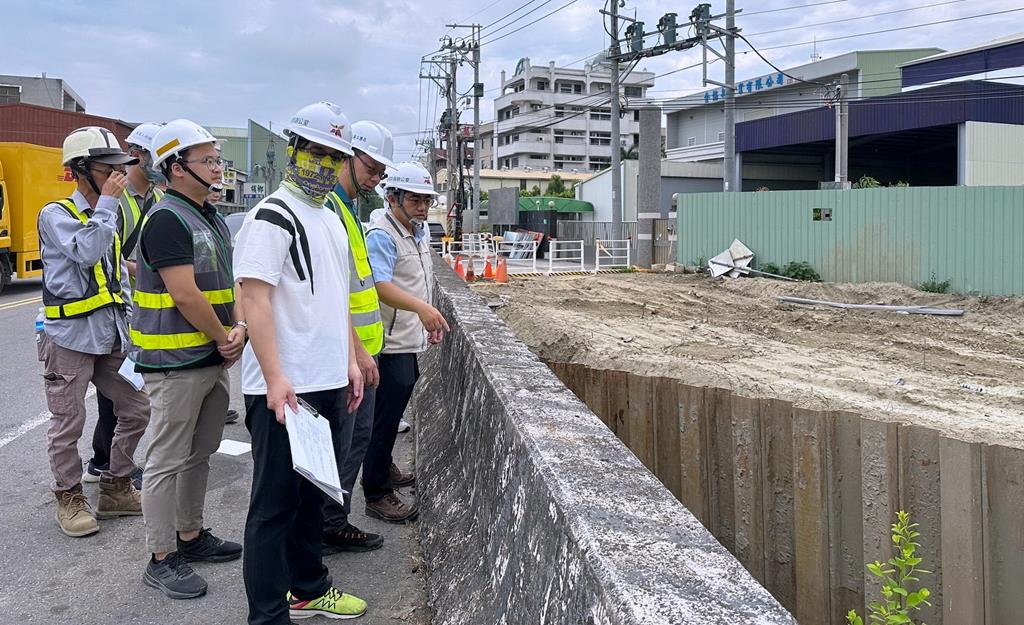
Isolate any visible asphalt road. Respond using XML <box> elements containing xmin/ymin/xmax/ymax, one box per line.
<box><xmin>0</xmin><ymin>278</ymin><xmax>428</xmax><ymax>625</ymax></box>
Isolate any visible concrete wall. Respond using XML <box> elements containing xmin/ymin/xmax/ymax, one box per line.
<box><xmin>412</xmin><ymin>258</ymin><xmax>797</xmax><ymax>625</ymax></box>
<box><xmin>964</xmin><ymin>121</ymin><xmax>1024</xmax><ymax>186</ymax></box>
<box><xmin>549</xmin><ymin>363</ymin><xmax>1024</xmax><ymax>625</ymax></box>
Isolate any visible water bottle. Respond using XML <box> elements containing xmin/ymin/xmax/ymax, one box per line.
<box><xmin>34</xmin><ymin>307</ymin><xmax>45</xmax><ymax>343</ymax></box>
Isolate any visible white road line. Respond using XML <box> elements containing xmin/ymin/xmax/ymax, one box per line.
<box><xmin>0</xmin><ymin>385</ymin><xmax>97</xmax><ymax>450</ymax></box>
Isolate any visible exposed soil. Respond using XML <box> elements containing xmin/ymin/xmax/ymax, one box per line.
<box><xmin>473</xmin><ymin>272</ymin><xmax>1024</xmax><ymax>448</ymax></box>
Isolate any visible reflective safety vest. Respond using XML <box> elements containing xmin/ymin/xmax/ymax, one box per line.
<box><xmin>129</xmin><ymin>193</ymin><xmax>234</xmax><ymax>369</ymax></box>
<box><xmin>119</xmin><ymin>187</ymin><xmax>163</xmax><ymax>260</ymax></box>
<box><xmin>42</xmin><ymin>199</ymin><xmax>125</xmax><ymax>320</ymax></box>
<box><xmin>326</xmin><ymin>192</ymin><xmax>384</xmax><ymax>356</ymax></box>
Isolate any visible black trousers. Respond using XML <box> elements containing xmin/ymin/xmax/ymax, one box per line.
<box><xmin>361</xmin><ymin>353</ymin><xmax>419</xmax><ymax>503</ymax></box>
<box><xmin>243</xmin><ymin>388</ymin><xmax>350</xmax><ymax>625</ymax></box>
<box><xmin>90</xmin><ymin>391</ymin><xmax>117</xmax><ymax>467</ymax></box>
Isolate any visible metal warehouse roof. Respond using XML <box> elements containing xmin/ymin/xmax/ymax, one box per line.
<box><xmin>901</xmin><ymin>33</ymin><xmax>1024</xmax><ymax>87</ymax></box>
<box><xmin>735</xmin><ymin>80</ymin><xmax>1024</xmax><ymax>153</ymax></box>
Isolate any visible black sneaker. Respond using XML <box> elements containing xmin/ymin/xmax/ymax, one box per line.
<box><xmin>323</xmin><ymin>523</ymin><xmax>384</xmax><ymax>553</ymax></box>
<box><xmin>83</xmin><ymin>460</ymin><xmax>107</xmax><ymax>483</ymax></box>
<box><xmin>177</xmin><ymin>528</ymin><xmax>242</xmax><ymax>563</ymax></box>
<box><xmin>143</xmin><ymin>552</ymin><xmax>208</xmax><ymax>600</ymax></box>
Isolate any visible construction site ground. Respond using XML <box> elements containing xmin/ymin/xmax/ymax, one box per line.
<box><xmin>473</xmin><ymin>272</ymin><xmax>1024</xmax><ymax>448</ymax></box>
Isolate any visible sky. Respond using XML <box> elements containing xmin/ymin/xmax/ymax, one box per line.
<box><xmin>3</xmin><ymin>0</ymin><xmax>1022</xmax><ymax>161</ymax></box>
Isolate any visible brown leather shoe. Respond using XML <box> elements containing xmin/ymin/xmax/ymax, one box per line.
<box><xmin>389</xmin><ymin>463</ymin><xmax>415</xmax><ymax>488</ymax></box>
<box><xmin>96</xmin><ymin>475</ymin><xmax>142</xmax><ymax>519</ymax></box>
<box><xmin>55</xmin><ymin>484</ymin><xmax>99</xmax><ymax>537</ymax></box>
<box><xmin>365</xmin><ymin>492</ymin><xmax>418</xmax><ymax>523</ymax></box>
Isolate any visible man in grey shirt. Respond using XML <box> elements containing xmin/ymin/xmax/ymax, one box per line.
<box><xmin>38</xmin><ymin>126</ymin><xmax>151</xmax><ymax>538</ymax></box>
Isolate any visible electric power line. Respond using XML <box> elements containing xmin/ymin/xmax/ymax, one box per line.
<box><xmin>741</xmin><ymin>0</ymin><xmax>848</xmax><ymax>17</ymax></box>
<box><xmin>480</xmin><ymin>0</ymin><xmax>582</xmax><ymax>47</ymax></box>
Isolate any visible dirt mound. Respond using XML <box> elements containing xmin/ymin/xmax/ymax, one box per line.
<box><xmin>475</xmin><ymin>273</ymin><xmax>1024</xmax><ymax>447</ymax></box>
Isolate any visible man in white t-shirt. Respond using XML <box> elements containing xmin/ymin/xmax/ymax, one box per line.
<box><xmin>233</xmin><ymin>101</ymin><xmax>367</xmax><ymax>625</ymax></box>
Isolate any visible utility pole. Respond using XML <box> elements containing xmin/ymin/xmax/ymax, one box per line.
<box><xmin>609</xmin><ymin>0</ymin><xmax>623</xmax><ymax>241</ymax></box>
<box><xmin>471</xmin><ymin>24</ymin><xmax>481</xmax><ymax>234</ymax></box>
<box><xmin>835</xmin><ymin>72</ymin><xmax>849</xmax><ymax>185</ymax></box>
<box><xmin>447</xmin><ymin>56</ymin><xmax>458</xmax><ymax>234</ymax></box>
<box><xmin>723</xmin><ymin>0</ymin><xmax>736</xmax><ymax>192</ymax></box>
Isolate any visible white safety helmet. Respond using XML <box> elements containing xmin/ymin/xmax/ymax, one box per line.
<box><xmin>125</xmin><ymin>122</ymin><xmax>164</xmax><ymax>152</ymax></box>
<box><xmin>285</xmin><ymin>101</ymin><xmax>354</xmax><ymax>156</ymax></box>
<box><xmin>62</xmin><ymin>126</ymin><xmax>137</xmax><ymax>166</ymax></box>
<box><xmin>151</xmin><ymin>119</ymin><xmax>218</xmax><ymax>167</ymax></box>
<box><xmin>384</xmin><ymin>162</ymin><xmax>437</xmax><ymax>196</ymax></box>
<box><xmin>351</xmin><ymin>120</ymin><xmax>394</xmax><ymax>168</ymax></box>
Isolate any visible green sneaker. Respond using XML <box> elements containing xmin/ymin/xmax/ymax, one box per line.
<box><xmin>288</xmin><ymin>587</ymin><xmax>367</xmax><ymax>620</ymax></box>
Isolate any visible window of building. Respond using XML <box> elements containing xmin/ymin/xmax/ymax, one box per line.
<box><xmin>554</xmin><ymin>106</ymin><xmax>566</xmax><ymax>118</ymax></box>
<box><xmin>531</xmin><ymin>103</ymin><xmax>542</xmax><ymax>111</ymax></box>
<box><xmin>687</xmin><ymin>137</ymin><xmax>696</xmax><ymax>147</ymax></box>
<box><xmin>513</xmin><ymin>134</ymin><xmax>520</xmax><ymax>143</ymax></box>
<box><xmin>0</xmin><ymin>85</ymin><xmax>20</xmax><ymax>105</ymax></box>
<box><xmin>624</xmin><ymin>86</ymin><xmax>643</xmax><ymax>98</ymax></box>
<box><xmin>589</xmin><ymin>108</ymin><xmax>611</xmax><ymax>121</ymax></box>
<box><xmin>589</xmin><ymin>131</ymin><xmax>611</xmax><ymax>146</ymax></box>
<box><xmin>511</xmin><ymin>157</ymin><xmax>519</xmax><ymax>167</ymax></box>
<box><xmin>633</xmin><ymin>110</ymin><xmax>640</xmax><ymax>122</ymax></box>
<box><xmin>592</xmin><ymin>82</ymin><xmax>609</xmax><ymax>92</ymax></box>
<box><xmin>537</xmin><ymin>80</ymin><xmax>548</xmax><ymax>91</ymax></box>
<box><xmin>717</xmin><ymin>131</ymin><xmax>724</xmax><ymax>142</ymax></box>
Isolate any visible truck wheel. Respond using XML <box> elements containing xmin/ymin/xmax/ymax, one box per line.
<box><xmin>0</xmin><ymin>255</ymin><xmax>11</xmax><ymax>295</ymax></box>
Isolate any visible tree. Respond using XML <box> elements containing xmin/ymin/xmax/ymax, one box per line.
<box><xmin>546</xmin><ymin>174</ymin><xmax>567</xmax><ymax>196</ymax></box>
<box><xmin>620</xmin><ymin>145</ymin><xmax>639</xmax><ymax>160</ymax></box>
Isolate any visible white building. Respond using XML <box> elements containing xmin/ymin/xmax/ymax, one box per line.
<box><xmin>487</xmin><ymin>56</ymin><xmax>655</xmax><ymax>173</ymax></box>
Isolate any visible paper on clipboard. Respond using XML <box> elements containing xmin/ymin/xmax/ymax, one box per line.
<box><xmin>118</xmin><ymin>357</ymin><xmax>145</xmax><ymax>392</ymax></box>
<box><xmin>284</xmin><ymin>399</ymin><xmax>347</xmax><ymax>505</ymax></box>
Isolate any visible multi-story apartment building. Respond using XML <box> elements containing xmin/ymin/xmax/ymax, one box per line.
<box><xmin>487</xmin><ymin>57</ymin><xmax>655</xmax><ymax>173</ymax></box>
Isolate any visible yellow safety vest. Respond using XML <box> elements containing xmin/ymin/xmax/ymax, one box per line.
<box><xmin>326</xmin><ymin>191</ymin><xmax>384</xmax><ymax>356</ymax></box>
<box><xmin>42</xmin><ymin>199</ymin><xmax>125</xmax><ymax>320</ymax></box>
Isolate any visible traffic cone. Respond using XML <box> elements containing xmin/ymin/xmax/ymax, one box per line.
<box><xmin>496</xmin><ymin>257</ymin><xmax>509</xmax><ymax>283</ymax></box>
<box><xmin>465</xmin><ymin>256</ymin><xmax>476</xmax><ymax>282</ymax></box>
<box><xmin>454</xmin><ymin>255</ymin><xmax>466</xmax><ymax>280</ymax></box>
<box><xmin>483</xmin><ymin>255</ymin><xmax>495</xmax><ymax>280</ymax></box>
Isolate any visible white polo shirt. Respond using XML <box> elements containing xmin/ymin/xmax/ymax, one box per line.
<box><xmin>233</xmin><ymin>185</ymin><xmax>351</xmax><ymax>395</ymax></box>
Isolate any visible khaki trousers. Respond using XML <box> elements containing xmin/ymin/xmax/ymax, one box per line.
<box><xmin>41</xmin><ymin>334</ymin><xmax>150</xmax><ymax>492</ymax></box>
<box><xmin>141</xmin><ymin>366</ymin><xmax>228</xmax><ymax>554</ymax></box>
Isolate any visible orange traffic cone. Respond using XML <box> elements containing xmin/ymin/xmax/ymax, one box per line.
<box><xmin>483</xmin><ymin>255</ymin><xmax>495</xmax><ymax>280</ymax></box>
<box><xmin>465</xmin><ymin>256</ymin><xmax>476</xmax><ymax>282</ymax></box>
<box><xmin>454</xmin><ymin>255</ymin><xmax>466</xmax><ymax>280</ymax></box>
<box><xmin>496</xmin><ymin>257</ymin><xmax>509</xmax><ymax>283</ymax></box>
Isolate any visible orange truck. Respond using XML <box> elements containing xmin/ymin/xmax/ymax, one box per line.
<box><xmin>0</xmin><ymin>142</ymin><xmax>75</xmax><ymax>293</ymax></box>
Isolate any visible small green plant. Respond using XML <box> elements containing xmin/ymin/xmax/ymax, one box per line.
<box><xmin>853</xmin><ymin>175</ymin><xmax>881</xmax><ymax>188</ymax></box>
<box><xmin>918</xmin><ymin>275</ymin><xmax>951</xmax><ymax>294</ymax></box>
<box><xmin>782</xmin><ymin>261</ymin><xmax>821</xmax><ymax>282</ymax></box>
<box><xmin>846</xmin><ymin>510</ymin><xmax>931</xmax><ymax>625</ymax></box>
<box><xmin>760</xmin><ymin>262</ymin><xmax>782</xmax><ymax>275</ymax></box>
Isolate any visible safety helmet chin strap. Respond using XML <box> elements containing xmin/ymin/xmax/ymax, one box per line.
<box><xmin>73</xmin><ymin>160</ymin><xmax>102</xmax><ymax>196</ymax></box>
<box><xmin>389</xmin><ymin>189</ymin><xmax>422</xmax><ymax>226</ymax></box>
<box><xmin>180</xmin><ymin>159</ymin><xmax>222</xmax><ymax>193</ymax></box>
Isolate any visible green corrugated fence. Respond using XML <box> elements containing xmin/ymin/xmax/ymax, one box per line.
<box><xmin>677</xmin><ymin>186</ymin><xmax>1024</xmax><ymax>295</ymax></box>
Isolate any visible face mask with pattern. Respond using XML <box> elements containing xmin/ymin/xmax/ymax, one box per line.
<box><xmin>284</xmin><ymin>148</ymin><xmax>342</xmax><ymax>202</ymax></box>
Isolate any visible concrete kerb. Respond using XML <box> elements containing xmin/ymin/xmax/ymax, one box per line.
<box><xmin>412</xmin><ymin>256</ymin><xmax>797</xmax><ymax>625</ymax></box>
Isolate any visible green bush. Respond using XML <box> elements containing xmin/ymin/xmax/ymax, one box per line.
<box><xmin>918</xmin><ymin>275</ymin><xmax>951</xmax><ymax>294</ymax></box>
<box><xmin>782</xmin><ymin>261</ymin><xmax>821</xmax><ymax>282</ymax></box>
<box><xmin>759</xmin><ymin>262</ymin><xmax>782</xmax><ymax>275</ymax></box>
<box><xmin>847</xmin><ymin>510</ymin><xmax>931</xmax><ymax>625</ymax></box>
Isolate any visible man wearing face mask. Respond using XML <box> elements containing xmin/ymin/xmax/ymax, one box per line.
<box><xmin>321</xmin><ymin>120</ymin><xmax>392</xmax><ymax>553</ymax></box>
<box><xmin>84</xmin><ymin>122</ymin><xmax>164</xmax><ymax>490</ymax></box>
<box><xmin>132</xmin><ymin>119</ymin><xmax>246</xmax><ymax>600</ymax></box>
<box><xmin>38</xmin><ymin>127</ymin><xmax>151</xmax><ymax>538</ymax></box>
<box><xmin>362</xmin><ymin>162</ymin><xmax>450</xmax><ymax>524</ymax></box>
<box><xmin>234</xmin><ymin>101</ymin><xmax>367</xmax><ymax>623</ymax></box>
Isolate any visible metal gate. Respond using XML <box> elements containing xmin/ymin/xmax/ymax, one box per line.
<box><xmin>653</xmin><ymin>219</ymin><xmax>675</xmax><ymax>265</ymax></box>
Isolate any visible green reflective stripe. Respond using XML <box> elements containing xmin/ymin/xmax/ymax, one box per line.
<box><xmin>134</xmin><ymin>287</ymin><xmax>234</xmax><ymax>309</ymax></box>
<box><xmin>120</xmin><ymin>190</ymin><xmax>142</xmax><ymax>242</ymax></box>
<box><xmin>130</xmin><ymin>325</ymin><xmax>232</xmax><ymax>350</ymax></box>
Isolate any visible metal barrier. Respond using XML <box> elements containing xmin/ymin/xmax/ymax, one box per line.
<box><xmin>460</xmin><ymin>233</ymin><xmax>493</xmax><ymax>259</ymax></box>
<box><xmin>557</xmin><ymin>221</ymin><xmax>638</xmax><ymax>244</ymax></box>
<box><xmin>495</xmin><ymin>238</ymin><xmax>539</xmax><ymax>274</ymax></box>
<box><xmin>429</xmin><ymin>240</ymin><xmax>446</xmax><ymax>255</ymax></box>
<box><xmin>546</xmin><ymin>240</ymin><xmax>585</xmax><ymax>275</ymax></box>
<box><xmin>594</xmin><ymin>239</ymin><xmax>631</xmax><ymax>272</ymax></box>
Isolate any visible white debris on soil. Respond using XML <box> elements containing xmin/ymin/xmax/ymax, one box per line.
<box><xmin>474</xmin><ymin>273</ymin><xmax>1024</xmax><ymax>448</ymax></box>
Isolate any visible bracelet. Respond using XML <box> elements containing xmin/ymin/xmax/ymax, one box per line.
<box><xmin>233</xmin><ymin>321</ymin><xmax>248</xmax><ymax>331</ymax></box>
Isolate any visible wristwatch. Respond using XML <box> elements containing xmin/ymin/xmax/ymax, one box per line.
<box><xmin>233</xmin><ymin>321</ymin><xmax>248</xmax><ymax>331</ymax></box>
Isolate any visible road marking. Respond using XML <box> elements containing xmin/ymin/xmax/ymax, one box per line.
<box><xmin>0</xmin><ymin>295</ymin><xmax>42</xmax><ymax>311</ymax></box>
<box><xmin>0</xmin><ymin>385</ymin><xmax>97</xmax><ymax>450</ymax></box>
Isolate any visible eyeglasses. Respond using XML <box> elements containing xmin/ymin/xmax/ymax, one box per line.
<box><xmin>404</xmin><ymin>195</ymin><xmax>437</xmax><ymax>208</ymax></box>
<box><xmin>357</xmin><ymin>153</ymin><xmax>388</xmax><ymax>180</ymax></box>
<box><xmin>182</xmin><ymin>157</ymin><xmax>225</xmax><ymax>171</ymax></box>
<box><xmin>90</xmin><ymin>165</ymin><xmax>127</xmax><ymax>176</ymax></box>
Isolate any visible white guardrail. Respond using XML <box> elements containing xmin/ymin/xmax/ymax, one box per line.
<box><xmin>547</xmin><ymin>240</ymin><xmax>585</xmax><ymax>275</ymax></box>
<box><xmin>594</xmin><ymin>239</ymin><xmax>631</xmax><ymax>272</ymax></box>
<box><xmin>494</xmin><ymin>238</ymin><xmax>539</xmax><ymax>274</ymax></box>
